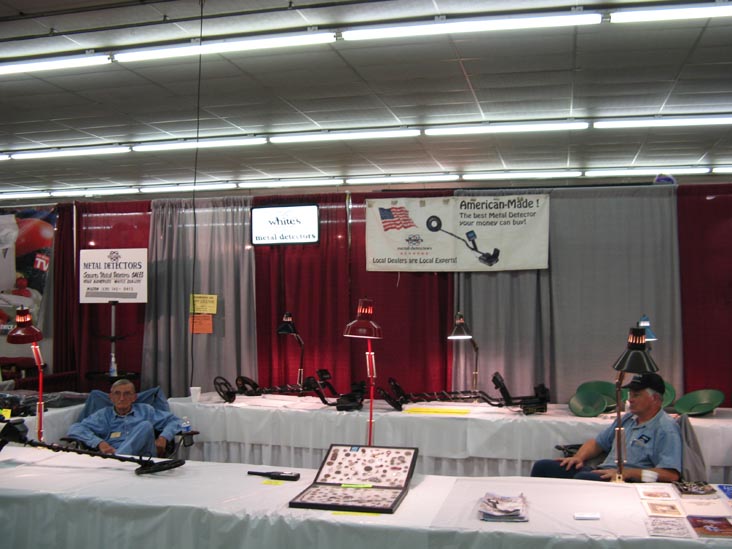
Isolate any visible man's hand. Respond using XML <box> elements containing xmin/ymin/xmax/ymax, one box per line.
<box><xmin>558</xmin><ymin>455</ymin><xmax>585</xmax><ymax>470</ymax></box>
<box><xmin>155</xmin><ymin>436</ymin><xmax>168</xmax><ymax>458</ymax></box>
<box><xmin>98</xmin><ymin>441</ymin><xmax>115</xmax><ymax>454</ymax></box>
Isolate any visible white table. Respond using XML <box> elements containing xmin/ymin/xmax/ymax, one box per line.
<box><xmin>169</xmin><ymin>395</ymin><xmax>732</xmax><ymax>483</ymax></box>
<box><xmin>1</xmin><ymin>445</ymin><xmax>730</xmax><ymax>549</ymax></box>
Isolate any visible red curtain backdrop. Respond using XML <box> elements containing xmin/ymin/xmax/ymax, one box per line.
<box><xmin>52</xmin><ymin>204</ymin><xmax>77</xmax><ymax>380</ymax></box>
<box><xmin>677</xmin><ymin>184</ymin><xmax>732</xmax><ymax>406</ymax></box>
<box><xmin>349</xmin><ymin>192</ymin><xmax>453</xmax><ymax>394</ymax></box>
<box><xmin>75</xmin><ymin>201</ymin><xmax>151</xmax><ymax>391</ymax></box>
<box><xmin>254</xmin><ymin>191</ymin><xmax>453</xmax><ymax>396</ymax></box>
<box><xmin>254</xmin><ymin>194</ymin><xmax>352</xmax><ymax>391</ymax></box>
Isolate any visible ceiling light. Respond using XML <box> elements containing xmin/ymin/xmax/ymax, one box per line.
<box><xmin>0</xmin><ymin>154</ymin><xmax>9</xmax><ymax>161</ymax></box>
<box><xmin>139</xmin><ymin>183</ymin><xmax>238</xmax><ymax>194</ymax></box>
<box><xmin>50</xmin><ymin>187</ymin><xmax>141</xmax><ymax>197</ymax></box>
<box><xmin>114</xmin><ymin>32</ymin><xmax>335</xmax><ymax>63</ymax></box>
<box><xmin>712</xmin><ymin>167</ymin><xmax>732</xmax><ymax>174</ymax></box>
<box><xmin>132</xmin><ymin>137</ymin><xmax>266</xmax><ymax>152</ymax></box>
<box><xmin>610</xmin><ymin>3</ymin><xmax>732</xmax><ymax>23</ymax></box>
<box><xmin>342</xmin><ymin>12</ymin><xmax>601</xmax><ymax>41</ymax></box>
<box><xmin>10</xmin><ymin>146</ymin><xmax>130</xmax><ymax>160</ymax></box>
<box><xmin>346</xmin><ymin>174</ymin><xmax>460</xmax><ymax>184</ymax></box>
<box><xmin>463</xmin><ymin>170</ymin><xmax>583</xmax><ymax>180</ymax></box>
<box><xmin>270</xmin><ymin>129</ymin><xmax>420</xmax><ymax>143</ymax></box>
<box><xmin>425</xmin><ymin>121</ymin><xmax>588</xmax><ymax>136</ymax></box>
<box><xmin>0</xmin><ymin>191</ymin><xmax>53</xmax><ymax>201</ymax></box>
<box><xmin>585</xmin><ymin>167</ymin><xmax>710</xmax><ymax>177</ymax></box>
<box><xmin>0</xmin><ymin>54</ymin><xmax>111</xmax><ymax>75</ymax></box>
<box><xmin>238</xmin><ymin>179</ymin><xmax>343</xmax><ymax>189</ymax></box>
<box><xmin>594</xmin><ymin>116</ymin><xmax>732</xmax><ymax>129</ymax></box>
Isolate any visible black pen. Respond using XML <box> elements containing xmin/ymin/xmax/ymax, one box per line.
<box><xmin>248</xmin><ymin>470</ymin><xmax>300</xmax><ymax>481</ymax></box>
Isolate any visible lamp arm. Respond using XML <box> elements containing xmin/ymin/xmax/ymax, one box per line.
<box><xmin>614</xmin><ymin>372</ymin><xmax>626</xmax><ymax>482</ymax></box>
<box><xmin>296</xmin><ymin>337</ymin><xmax>305</xmax><ymax>386</ymax></box>
<box><xmin>470</xmin><ymin>340</ymin><xmax>479</xmax><ymax>391</ymax></box>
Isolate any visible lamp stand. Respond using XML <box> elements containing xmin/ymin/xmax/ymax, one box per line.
<box><xmin>470</xmin><ymin>339</ymin><xmax>479</xmax><ymax>392</ymax></box>
<box><xmin>365</xmin><ymin>339</ymin><xmax>376</xmax><ymax>446</ymax></box>
<box><xmin>296</xmin><ymin>335</ymin><xmax>305</xmax><ymax>387</ymax></box>
<box><xmin>613</xmin><ymin>371</ymin><xmax>627</xmax><ymax>482</ymax></box>
<box><xmin>109</xmin><ymin>300</ymin><xmax>118</xmax><ymax>377</ymax></box>
<box><xmin>30</xmin><ymin>341</ymin><xmax>44</xmax><ymax>441</ymax></box>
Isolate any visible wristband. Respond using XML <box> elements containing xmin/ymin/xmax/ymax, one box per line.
<box><xmin>641</xmin><ymin>469</ymin><xmax>658</xmax><ymax>482</ymax></box>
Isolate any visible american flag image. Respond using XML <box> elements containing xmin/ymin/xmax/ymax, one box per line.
<box><xmin>378</xmin><ymin>206</ymin><xmax>417</xmax><ymax>231</ymax></box>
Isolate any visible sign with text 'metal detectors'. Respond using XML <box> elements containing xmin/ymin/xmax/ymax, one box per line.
<box><xmin>79</xmin><ymin>248</ymin><xmax>148</xmax><ymax>303</ymax></box>
<box><xmin>366</xmin><ymin>196</ymin><xmax>550</xmax><ymax>272</ymax></box>
<box><xmin>251</xmin><ymin>204</ymin><xmax>319</xmax><ymax>245</ymax></box>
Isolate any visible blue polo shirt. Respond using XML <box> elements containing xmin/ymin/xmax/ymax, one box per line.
<box><xmin>67</xmin><ymin>402</ymin><xmax>181</xmax><ymax>450</ymax></box>
<box><xmin>595</xmin><ymin>410</ymin><xmax>682</xmax><ymax>472</ymax></box>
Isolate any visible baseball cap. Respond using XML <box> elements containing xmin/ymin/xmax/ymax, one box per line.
<box><xmin>622</xmin><ymin>373</ymin><xmax>665</xmax><ymax>395</ymax></box>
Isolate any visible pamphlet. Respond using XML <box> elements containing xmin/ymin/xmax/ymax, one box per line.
<box><xmin>642</xmin><ymin>500</ymin><xmax>684</xmax><ymax>518</ymax></box>
<box><xmin>687</xmin><ymin>516</ymin><xmax>732</xmax><ymax>538</ymax></box>
<box><xmin>478</xmin><ymin>492</ymin><xmax>528</xmax><ymax>522</ymax></box>
<box><xmin>645</xmin><ymin>517</ymin><xmax>692</xmax><ymax>538</ymax></box>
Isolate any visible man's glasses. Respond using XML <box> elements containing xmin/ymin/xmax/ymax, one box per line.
<box><xmin>111</xmin><ymin>391</ymin><xmax>135</xmax><ymax>398</ymax></box>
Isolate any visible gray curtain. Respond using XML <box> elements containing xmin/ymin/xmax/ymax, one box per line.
<box><xmin>454</xmin><ymin>185</ymin><xmax>682</xmax><ymax>403</ymax></box>
<box><xmin>141</xmin><ymin>196</ymin><xmax>257</xmax><ymax>397</ymax></box>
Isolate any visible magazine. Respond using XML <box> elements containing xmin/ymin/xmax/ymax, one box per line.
<box><xmin>645</xmin><ymin>517</ymin><xmax>692</xmax><ymax>538</ymax></box>
<box><xmin>672</xmin><ymin>481</ymin><xmax>718</xmax><ymax>498</ymax></box>
<box><xmin>478</xmin><ymin>492</ymin><xmax>528</xmax><ymax>522</ymax></box>
<box><xmin>717</xmin><ymin>484</ymin><xmax>732</xmax><ymax>500</ymax></box>
<box><xmin>687</xmin><ymin>516</ymin><xmax>732</xmax><ymax>538</ymax></box>
<box><xmin>642</xmin><ymin>500</ymin><xmax>684</xmax><ymax>518</ymax></box>
<box><xmin>636</xmin><ymin>484</ymin><xmax>677</xmax><ymax>500</ymax></box>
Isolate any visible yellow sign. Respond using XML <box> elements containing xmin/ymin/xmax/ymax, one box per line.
<box><xmin>1</xmin><ymin>408</ymin><xmax>10</xmax><ymax>420</ymax></box>
<box><xmin>190</xmin><ymin>294</ymin><xmax>217</xmax><ymax>314</ymax></box>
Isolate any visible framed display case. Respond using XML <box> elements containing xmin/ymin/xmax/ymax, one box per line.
<box><xmin>289</xmin><ymin>444</ymin><xmax>418</xmax><ymax>513</ymax></box>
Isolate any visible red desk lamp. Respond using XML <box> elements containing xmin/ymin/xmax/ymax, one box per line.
<box><xmin>344</xmin><ymin>298</ymin><xmax>382</xmax><ymax>446</ymax></box>
<box><xmin>7</xmin><ymin>307</ymin><xmax>45</xmax><ymax>441</ymax></box>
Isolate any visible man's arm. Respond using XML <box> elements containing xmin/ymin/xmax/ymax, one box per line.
<box><xmin>66</xmin><ymin>409</ymin><xmax>110</xmax><ymax>450</ymax></box>
<box><xmin>558</xmin><ymin>438</ymin><xmax>605</xmax><ymax>470</ymax></box>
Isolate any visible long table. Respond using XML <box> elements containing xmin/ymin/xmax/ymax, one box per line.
<box><xmin>2</xmin><ymin>445</ymin><xmax>731</xmax><ymax>549</ymax></box>
<box><xmin>169</xmin><ymin>394</ymin><xmax>732</xmax><ymax>483</ymax></box>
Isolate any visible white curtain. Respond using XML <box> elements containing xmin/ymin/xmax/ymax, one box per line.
<box><xmin>453</xmin><ymin>185</ymin><xmax>682</xmax><ymax>403</ymax></box>
<box><xmin>141</xmin><ymin>196</ymin><xmax>257</xmax><ymax>397</ymax></box>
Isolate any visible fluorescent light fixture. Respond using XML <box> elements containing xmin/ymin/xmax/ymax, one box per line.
<box><xmin>10</xmin><ymin>146</ymin><xmax>130</xmax><ymax>160</ymax></box>
<box><xmin>610</xmin><ymin>3</ymin><xmax>732</xmax><ymax>23</ymax></box>
<box><xmin>0</xmin><ymin>54</ymin><xmax>111</xmax><ymax>75</ymax></box>
<box><xmin>425</xmin><ymin>121</ymin><xmax>588</xmax><ymax>136</ymax></box>
<box><xmin>585</xmin><ymin>167</ymin><xmax>710</xmax><ymax>177</ymax></box>
<box><xmin>594</xmin><ymin>116</ymin><xmax>732</xmax><ymax>129</ymax></box>
<box><xmin>50</xmin><ymin>187</ymin><xmax>141</xmax><ymax>198</ymax></box>
<box><xmin>270</xmin><ymin>129</ymin><xmax>420</xmax><ymax>144</ymax></box>
<box><xmin>346</xmin><ymin>174</ymin><xmax>459</xmax><ymax>184</ymax></box>
<box><xmin>0</xmin><ymin>191</ymin><xmax>52</xmax><ymax>200</ymax></box>
<box><xmin>132</xmin><ymin>137</ymin><xmax>266</xmax><ymax>152</ymax></box>
<box><xmin>712</xmin><ymin>167</ymin><xmax>732</xmax><ymax>174</ymax></box>
<box><xmin>463</xmin><ymin>170</ymin><xmax>582</xmax><ymax>180</ymax></box>
<box><xmin>114</xmin><ymin>32</ymin><xmax>335</xmax><ymax>63</ymax></box>
<box><xmin>238</xmin><ymin>179</ymin><xmax>343</xmax><ymax>189</ymax></box>
<box><xmin>139</xmin><ymin>182</ymin><xmax>238</xmax><ymax>194</ymax></box>
<box><xmin>342</xmin><ymin>12</ymin><xmax>601</xmax><ymax>41</ymax></box>
<box><xmin>0</xmin><ymin>154</ymin><xmax>9</xmax><ymax>161</ymax></box>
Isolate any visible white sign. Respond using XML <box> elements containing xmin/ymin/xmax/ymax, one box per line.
<box><xmin>79</xmin><ymin>248</ymin><xmax>148</xmax><ymax>303</ymax></box>
<box><xmin>251</xmin><ymin>204</ymin><xmax>319</xmax><ymax>245</ymax></box>
<box><xmin>366</xmin><ymin>196</ymin><xmax>550</xmax><ymax>272</ymax></box>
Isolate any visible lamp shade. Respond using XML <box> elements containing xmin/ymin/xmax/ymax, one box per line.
<box><xmin>637</xmin><ymin>314</ymin><xmax>657</xmax><ymax>342</ymax></box>
<box><xmin>448</xmin><ymin>312</ymin><xmax>473</xmax><ymax>340</ymax></box>
<box><xmin>7</xmin><ymin>307</ymin><xmax>43</xmax><ymax>344</ymax></box>
<box><xmin>277</xmin><ymin>312</ymin><xmax>299</xmax><ymax>336</ymax></box>
<box><xmin>611</xmin><ymin>326</ymin><xmax>658</xmax><ymax>374</ymax></box>
<box><xmin>344</xmin><ymin>298</ymin><xmax>382</xmax><ymax>339</ymax></box>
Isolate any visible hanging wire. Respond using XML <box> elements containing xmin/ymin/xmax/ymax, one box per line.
<box><xmin>187</xmin><ymin>0</ymin><xmax>205</xmax><ymax>388</ymax></box>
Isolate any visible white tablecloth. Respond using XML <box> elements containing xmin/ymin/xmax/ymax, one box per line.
<box><xmin>169</xmin><ymin>395</ymin><xmax>732</xmax><ymax>482</ymax></box>
<box><xmin>1</xmin><ymin>445</ymin><xmax>730</xmax><ymax>549</ymax></box>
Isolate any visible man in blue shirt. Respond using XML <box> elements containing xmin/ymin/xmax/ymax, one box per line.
<box><xmin>67</xmin><ymin>379</ymin><xmax>182</xmax><ymax>457</ymax></box>
<box><xmin>531</xmin><ymin>373</ymin><xmax>682</xmax><ymax>482</ymax></box>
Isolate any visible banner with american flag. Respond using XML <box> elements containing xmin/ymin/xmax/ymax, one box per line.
<box><xmin>366</xmin><ymin>196</ymin><xmax>549</xmax><ymax>272</ymax></box>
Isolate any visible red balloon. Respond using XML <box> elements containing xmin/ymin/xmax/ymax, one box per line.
<box><xmin>15</xmin><ymin>218</ymin><xmax>54</xmax><ymax>256</ymax></box>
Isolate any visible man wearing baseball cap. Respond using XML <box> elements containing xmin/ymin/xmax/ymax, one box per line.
<box><xmin>531</xmin><ymin>372</ymin><xmax>682</xmax><ymax>482</ymax></box>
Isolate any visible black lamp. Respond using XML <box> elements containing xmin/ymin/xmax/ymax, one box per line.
<box><xmin>448</xmin><ymin>312</ymin><xmax>480</xmax><ymax>391</ymax></box>
<box><xmin>344</xmin><ymin>298</ymin><xmax>382</xmax><ymax>445</ymax></box>
<box><xmin>277</xmin><ymin>312</ymin><xmax>305</xmax><ymax>386</ymax></box>
<box><xmin>610</xmin><ymin>325</ymin><xmax>659</xmax><ymax>482</ymax></box>
<box><xmin>7</xmin><ymin>307</ymin><xmax>45</xmax><ymax>441</ymax></box>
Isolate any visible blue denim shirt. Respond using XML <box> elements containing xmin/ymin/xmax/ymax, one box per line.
<box><xmin>595</xmin><ymin>410</ymin><xmax>682</xmax><ymax>472</ymax></box>
<box><xmin>67</xmin><ymin>402</ymin><xmax>181</xmax><ymax>450</ymax></box>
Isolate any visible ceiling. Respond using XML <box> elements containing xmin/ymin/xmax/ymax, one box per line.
<box><xmin>0</xmin><ymin>0</ymin><xmax>731</xmax><ymax>202</ymax></box>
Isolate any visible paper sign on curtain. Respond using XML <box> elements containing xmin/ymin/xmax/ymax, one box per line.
<box><xmin>366</xmin><ymin>196</ymin><xmax>549</xmax><ymax>272</ymax></box>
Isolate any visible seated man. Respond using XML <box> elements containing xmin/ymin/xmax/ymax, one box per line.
<box><xmin>531</xmin><ymin>373</ymin><xmax>681</xmax><ymax>482</ymax></box>
<box><xmin>67</xmin><ymin>379</ymin><xmax>182</xmax><ymax>457</ymax></box>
